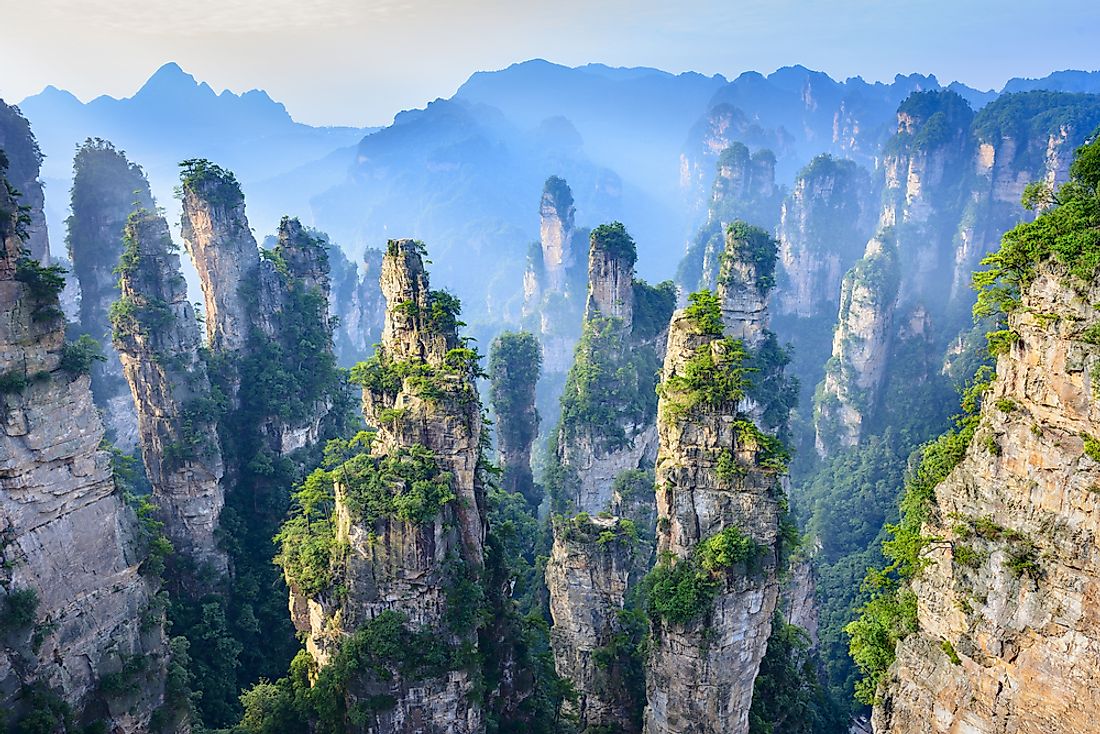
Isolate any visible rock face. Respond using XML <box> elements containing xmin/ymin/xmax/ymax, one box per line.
<box><xmin>774</xmin><ymin>154</ymin><xmax>875</xmax><ymax>319</ymax></box>
<box><xmin>546</xmin><ymin>515</ymin><xmax>642</xmax><ymax>731</ymax></box>
<box><xmin>179</xmin><ymin>161</ymin><xmax>259</xmax><ymax>356</ymax></box>
<box><xmin>0</xmin><ymin>161</ymin><xmax>167</xmax><ymax>732</ymax></box>
<box><xmin>524</xmin><ymin>176</ymin><xmax>587</xmax><ymax>377</ymax></box>
<box><xmin>814</xmin><ymin>236</ymin><xmax>900</xmax><ymax>455</ymax></box>
<box><xmin>113</xmin><ymin>208</ymin><xmax>227</xmax><ymax>574</ymax></box>
<box><xmin>642</xmin><ymin>310</ymin><xmax>783</xmax><ymax>734</ymax></box>
<box><xmin>66</xmin><ymin>139</ymin><xmax>156</xmax><ymax>452</ymax></box>
<box><xmin>290</xmin><ymin>239</ymin><xmax>487</xmax><ymax>733</ymax></box>
<box><xmin>489</xmin><ymin>331</ymin><xmax>541</xmax><ymax>506</ymax></box>
<box><xmin>873</xmin><ymin>265</ymin><xmax>1100</xmax><ymax>734</ymax></box>
<box><xmin>680</xmin><ymin>144</ymin><xmax>783</xmax><ymax>293</ymax></box>
<box><xmin>643</xmin><ymin>246</ymin><xmax>787</xmax><ymax>734</ymax></box>
<box><xmin>329</xmin><ymin>244</ymin><xmax>385</xmax><ymax>366</ymax></box>
<box><xmin>0</xmin><ymin>101</ymin><xmax>49</xmax><ymax>262</ymax></box>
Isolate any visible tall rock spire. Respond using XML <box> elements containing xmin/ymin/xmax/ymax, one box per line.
<box><xmin>113</xmin><ymin>208</ymin><xmax>227</xmax><ymax>574</ymax></box>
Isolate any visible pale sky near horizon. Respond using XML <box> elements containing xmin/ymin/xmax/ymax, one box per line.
<box><xmin>1</xmin><ymin>0</ymin><xmax>1098</xmax><ymax>128</ymax></box>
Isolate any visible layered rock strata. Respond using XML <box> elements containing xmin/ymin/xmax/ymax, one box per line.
<box><xmin>0</xmin><ymin>161</ymin><xmax>168</xmax><ymax>732</ymax></box>
<box><xmin>813</xmin><ymin>235</ymin><xmax>900</xmax><ymax>455</ymax></box>
<box><xmin>873</xmin><ymin>264</ymin><xmax>1100</xmax><ymax>733</ymax></box>
<box><xmin>66</xmin><ymin>139</ymin><xmax>155</xmax><ymax>451</ymax></box>
<box><xmin>289</xmin><ymin>239</ymin><xmax>486</xmax><ymax>733</ymax></box>
<box><xmin>113</xmin><ymin>208</ymin><xmax>227</xmax><ymax>574</ymax></box>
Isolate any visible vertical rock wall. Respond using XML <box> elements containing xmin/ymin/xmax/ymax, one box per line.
<box><xmin>113</xmin><ymin>209</ymin><xmax>227</xmax><ymax>574</ymax></box>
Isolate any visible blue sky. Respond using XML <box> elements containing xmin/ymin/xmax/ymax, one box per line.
<box><xmin>2</xmin><ymin>0</ymin><xmax>1098</xmax><ymax>127</ymax></box>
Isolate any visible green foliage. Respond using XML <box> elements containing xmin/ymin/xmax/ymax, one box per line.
<box><xmin>748</xmin><ymin>615</ymin><xmax>846</xmax><ymax>734</ymax></box>
<box><xmin>275</xmin><ymin>468</ymin><xmax>339</xmax><ymax>597</ymax></box>
<box><xmin>725</xmin><ymin>220</ymin><xmax>778</xmax><ymax>294</ymax></box>
<box><xmin>0</xmin><ymin>587</ymin><xmax>39</xmax><ymax>632</ymax></box>
<box><xmin>489</xmin><ymin>331</ymin><xmax>541</xmax><ymax>484</ymax></box>
<box><xmin>715</xmin><ymin>449</ymin><xmax>744</xmax><ymax>483</ymax></box>
<box><xmin>845</xmin><ymin>588</ymin><xmax>918</xmax><ymax>704</ymax></box>
<box><xmin>631</xmin><ymin>279</ymin><xmax>677</xmax><ymax>342</ymax></box>
<box><xmin>558</xmin><ymin>316</ymin><xmax>657</xmax><ymax>452</ymax></box>
<box><xmin>659</xmin><ymin>337</ymin><xmax>751</xmax><ymax>422</ymax></box>
<box><xmin>14</xmin><ymin>255</ymin><xmax>67</xmax><ymax>323</ymax></box>
<box><xmin>1080</xmin><ymin>322</ymin><xmax>1100</xmax><ymax>345</ymax></box>
<box><xmin>643</xmin><ymin>526</ymin><xmax>762</xmax><ymax>626</ymax></box>
<box><xmin>745</xmin><ymin>331</ymin><xmax>799</xmax><ymax>436</ymax></box>
<box><xmin>339</xmin><ymin>443</ymin><xmax>456</xmax><ymax>525</ymax></box>
<box><xmin>590</xmin><ymin>222</ymin><xmax>637</xmax><ymax>265</ymax></box>
<box><xmin>939</xmin><ymin>639</ymin><xmax>962</xmax><ymax>666</ymax></box>
<box><xmin>986</xmin><ymin>329</ymin><xmax>1019</xmax><ymax>356</ymax></box>
<box><xmin>1082</xmin><ymin>433</ymin><xmax>1100</xmax><ymax>462</ymax></box>
<box><xmin>974</xmin><ymin>135</ymin><xmax>1100</xmax><ymax>320</ymax></box>
<box><xmin>683</xmin><ymin>289</ymin><xmax>724</xmax><ymax>335</ymax></box>
<box><xmin>734</xmin><ymin>419</ymin><xmax>791</xmax><ymax>473</ymax></box>
<box><xmin>178</xmin><ymin>158</ymin><xmax>243</xmax><ymax>207</ymax></box>
<box><xmin>891</xmin><ymin>91</ymin><xmax>974</xmax><ymax>151</ymax></box>
<box><xmin>59</xmin><ymin>335</ymin><xmax>106</xmax><ymax>377</ymax></box>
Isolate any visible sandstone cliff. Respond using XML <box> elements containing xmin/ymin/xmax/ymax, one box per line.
<box><xmin>0</xmin><ymin>160</ymin><xmax>169</xmax><ymax>732</ymax></box>
<box><xmin>643</xmin><ymin>292</ymin><xmax>786</xmax><ymax>734</ymax></box>
<box><xmin>112</xmin><ymin>208</ymin><xmax>227</xmax><ymax>575</ymax></box>
<box><xmin>0</xmin><ymin>101</ymin><xmax>49</xmax><ymax>262</ymax></box>
<box><xmin>489</xmin><ymin>331</ymin><xmax>541</xmax><ymax>506</ymax></box>
<box><xmin>286</xmin><ymin>238</ymin><xmax>487</xmax><ymax>733</ymax></box>
<box><xmin>680</xmin><ymin>144</ymin><xmax>782</xmax><ymax>293</ymax></box>
<box><xmin>66</xmin><ymin>139</ymin><xmax>155</xmax><ymax>452</ymax></box>
<box><xmin>873</xmin><ymin>263</ymin><xmax>1100</xmax><ymax>733</ymax></box>
<box><xmin>774</xmin><ymin>154</ymin><xmax>875</xmax><ymax>319</ymax></box>
<box><xmin>814</xmin><ymin>235</ymin><xmax>900</xmax><ymax>455</ymax></box>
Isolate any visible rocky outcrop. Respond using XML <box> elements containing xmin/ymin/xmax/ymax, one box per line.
<box><xmin>643</xmin><ymin>295</ymin><xmax>786</xmax><ymax>734</ymax></box>
<box><xmin>489</xmin><ymin>331</ymin><xmax>541</xmax><ymax>505</ymax></box>
<box><xmin>873</xmin><ymin>263</ymin><xmax>1100</xmax><ymax>733</ymax></box>
<box><xmin>0</xmin><ymin>162</ymin><xmax>168</xmax><ymax>732</ymax></box>
<box><xmin>539</xmin><ymin>176</ymin><xmax>576</xmax><ymax>294</ymax></box>
<box><xmin>524</xmin><ymin>176</ymin><xmax>587</xmax><ymax>377</ymax></box>
<box><xmin>813</xmin><ymin>235</ymin><xmax>900</xmax><ymax>455</ymax></box>
<box><xmin>0</xmin><ymin>101</ymin><xmax>49</xmax><ymax>262</ymax></box>
<box><xmin>66</xmin><ymin>139</ymin><xmax>155</xmax><ymax>452</ymax></box>
<box><xmin>179</xmin><ymin>161</ymin><xmax>259</xmax><ymax>356</ymax></box>
<box><xmin>113</xmin><ymin>209</ymin><xmax>227</xmax><ymax>575</ymax></box>
<box><xmin>774</xmin><ymin>154</ymin><xmax>875</xmax><ymax>319</ymax></box>
<box><xmin>329</xmin><ymin>244</ymin><xmax>385</xmax><ymax>366</ymax></box>
<box><xmin>289</xmin><ymin>239</ymin><xmax>486</xmax><ymax>733</ymax></box>
<box><xmin>556</xmin><ymin>224</ymin><xmax>666</xmax><ymax>515</ymax></box>
<box><xmin>679</xmin><ymin>144</ymin><xmax>783</xmax><ymax>293</ymax></box>
<box><xmin>546</xmin><ymin>515</ymin><xmax>642</xmax><ymax>731</ymax></box>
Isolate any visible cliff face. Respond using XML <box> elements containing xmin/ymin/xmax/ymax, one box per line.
<box><xmin>524</xmin><ymin>176</ymin><xmax>587</xmax><ymax>377</ymax></box>
<box><xmin>66</xmin><ymin>139</ymin><xmax>156</xmax><ymax>452</ymax></box>
<box><xmin>289</xmin><ymin>239</ymin><xmax>486</xmax><ymax>733</ymax></box>
<box><xmin>489</xmin><ymin>331</ymin><xmax>541</xmax><ymax>506</ymax></box>
<box><xmin>329</xmin><ymin>244</ymin><xmax>385</xmax><ymax>366</ymax></box>
<box><xmin>0</xmin><ymin>101</ymin><xmax>49</xmax><ymax>261</ymax></box>
<box><xmin>814</xmin><ymin>236</ymin><xmax>900</xmax><ymax>455</ymax></box>
<box><xmin>680</xmin><ymin>144</ymin><xmax>783</xmax><ymax>293</ymax></box>
<box><xmin>873</xmin><ymin>265</ymin><xmax>1100</xmax><ymax>733</ymax></box>
<box><xmin>179</xmin><ymin>162</ymin><xmax>259</xmax><ymax>356</ymax></box>
<box><xmin>546</xmin><ymin>515</ymin><xmax>642</xmax><ymax>731</ymax></box>
<box><xmin>0</xmin><ymin>167</ymin><xmax>167</xmax><ymax>731</ymax></box>
<box><xmin>774</xmin><ymin>154</ymin><xmax>875</xmax><ymax>319</ymax></box>
<box><xmin>113</xmin><ymin>209</ymin><xmax>227</xmax><ymax>574</ymax></box>
<box><xmin>643</xmin><ymin>300</ymin><xmax>784</xmax><ymax>734</ymax></box>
